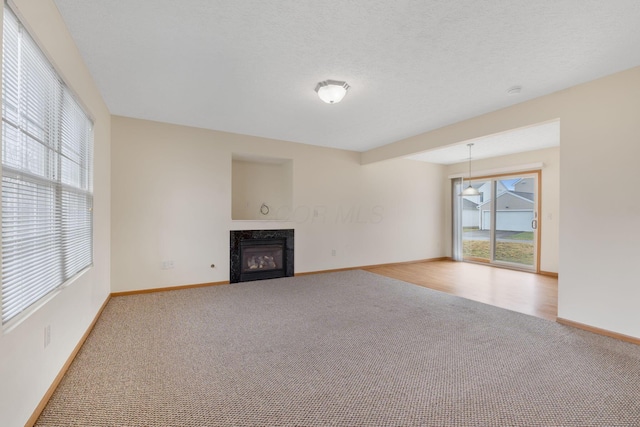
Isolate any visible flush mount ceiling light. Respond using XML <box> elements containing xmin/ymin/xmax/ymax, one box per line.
<box><xmin>460</xmin><ymin>143</ymin><xmax>481</xmax><ymax>197</ymax></box>
<box><xmin>314</xmin><ymin>80</ymin><xmax>350</xmax><ymax>104</ymax></box>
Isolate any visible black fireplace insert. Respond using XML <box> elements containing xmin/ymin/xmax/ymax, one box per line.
<box><xmin>230</xmin><ymin>229</ymin><xmax>294</xmax><ymax>283</ymax></box>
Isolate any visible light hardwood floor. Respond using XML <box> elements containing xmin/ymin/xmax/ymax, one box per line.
<box><xmin>365</xmin><ymin>260</ymin><xmax>558</xmax><ymax>321</ymax></box>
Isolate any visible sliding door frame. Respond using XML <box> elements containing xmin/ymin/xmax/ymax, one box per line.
<box><xmin>456</xmin><ymin>169</ymin><xmax>542</xmax><ymax>273</ymax></box>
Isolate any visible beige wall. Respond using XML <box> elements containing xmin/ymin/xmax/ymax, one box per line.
<box><xmin>0</xmin><ymin>2</ymin><xmax>111</xmax><ymax>426</ymax></box>
<box><xmin>111</xmin><ymin>116</ymin><xmax>445</xmax><ymax>293</ymax></box>
<box><xmin>364</xmin><ymin>67</ymin><xmax>640</xmax><ymax>339</ymax></box>
<box><xmin>444</xmin><ymin>147</ymin><xmax>560</xmax><ymax>273</ymax></box>
<box><xmin>232</xmin><ymin>159</ymin><xmax>293</xmax><ymax>220</ymax></box>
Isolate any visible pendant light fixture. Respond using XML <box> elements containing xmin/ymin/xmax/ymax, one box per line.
<box><xmin>314</xmin><ymin>80</ymin><xmax>350</xmax><ymax>104</ymax></box>
<box><xmin>460</xmin><ymin>143</ymin><xmax>480</xmax><ymax>196</ymax></box>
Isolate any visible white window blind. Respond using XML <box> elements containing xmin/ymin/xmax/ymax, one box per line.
<box><xmin>1</xmin><ymin>5</ymin><xmax>94</xmax><ymax>324</ymax></box>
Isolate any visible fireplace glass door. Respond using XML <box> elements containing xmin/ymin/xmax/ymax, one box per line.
<box><xmin>242</xmin><ymin>245</ymin><xmax>283</xmax><ymax>272</ymax></box>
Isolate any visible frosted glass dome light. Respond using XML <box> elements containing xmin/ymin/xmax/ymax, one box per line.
<box><xmin>314</xmin><ymin>80</ymin><xmax>350</xmax><ymax>104</ymax></box>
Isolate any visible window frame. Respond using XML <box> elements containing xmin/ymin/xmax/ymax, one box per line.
<box><xmin>1</xmin><ymin>3</ymin><xmax>95</xmax><ymax>326</ymax></box>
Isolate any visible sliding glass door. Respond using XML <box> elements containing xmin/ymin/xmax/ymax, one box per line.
<box><xmin>455</xmin><ymin>172</ymin><xmax>539</xmax><ymax>272</ymax></box>
<box><xmin>461</xmin><ymin>178</ymin><xmax>492</xmax><ymax>263</ymax></box>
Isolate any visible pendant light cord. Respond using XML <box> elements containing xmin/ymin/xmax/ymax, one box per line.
<box><xmin>467</xmin><ymin>143</ymin><xmax>473</xmax><ymax>182</ymax></box>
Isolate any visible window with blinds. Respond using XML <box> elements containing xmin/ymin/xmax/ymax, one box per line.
<box><xmin>1</xmin><ymin>5</ymin><xmax>94</xmax><ymax>324</ymax></box>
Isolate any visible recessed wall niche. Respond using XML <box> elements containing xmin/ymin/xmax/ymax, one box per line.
<box><xmin>231</xmin><ymin>154</ymin><xmax>293</xmax><ymax>220</ymax></box>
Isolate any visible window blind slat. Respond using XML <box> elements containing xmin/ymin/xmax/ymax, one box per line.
<box><xmin>1</xmin><ymin>5</ymin><xmax>94</xmax><ymax>324</ymax></box>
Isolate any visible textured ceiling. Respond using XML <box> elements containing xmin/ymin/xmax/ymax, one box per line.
<box><xmin>53</xmin><ymin>0</ymin><xmax>640</xmax><ymax>153</ymax></box>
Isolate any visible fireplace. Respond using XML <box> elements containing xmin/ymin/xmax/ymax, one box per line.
<box><xmin>230</xmin><ymin>229</ymin><xmax>294</xmax><ymax>283</ymax></box>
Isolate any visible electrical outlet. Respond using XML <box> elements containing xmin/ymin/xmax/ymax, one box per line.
<box><xmin>161</xmin><ymin>260</ymin><xmax>175</xmax><ymax>270</ymax></box>
<box><xmin>44</xmin><ymin>325</ymin><xmax>51</xmax><ymax>348</ymax></box>
<box><xmin>331</xmin><ymin>249</ymin><xmax>336</xmax><ymax>256</ymax></box>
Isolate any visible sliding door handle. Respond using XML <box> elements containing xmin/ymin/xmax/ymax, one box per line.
<box><xmin>531</xmin><ymin>219</ymin><xmax>538</xmax><ymax>230</ymax></box>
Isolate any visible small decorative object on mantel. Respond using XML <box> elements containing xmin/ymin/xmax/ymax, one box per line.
<box><xmin>260</xmin><ymin>203</ymin><xmax>269</xmax><ymax>215</ymax></box>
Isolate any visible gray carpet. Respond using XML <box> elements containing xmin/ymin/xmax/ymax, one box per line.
<box><xmin>36</xmin><ymin>270</ymin><xmax>640</xmax><ymax>426</ymax></box>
